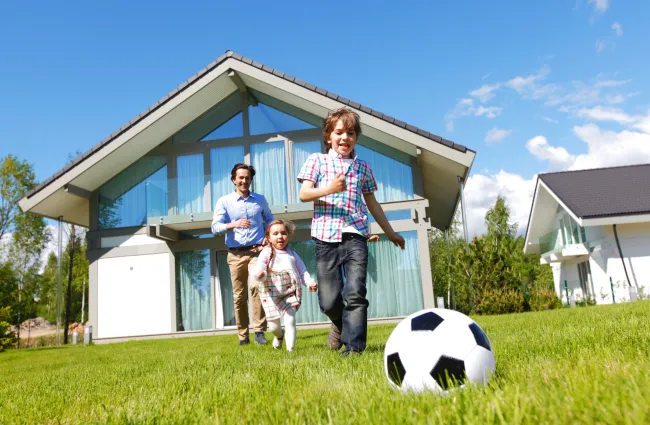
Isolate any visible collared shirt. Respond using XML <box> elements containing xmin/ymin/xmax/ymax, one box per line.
<box><xmin>211</xmin><ymin>191</ymin><xmax>274</xmax><ymax>249</ymax></box>
<box><xmin>297</xmin><ymin>149</ymin><xmax>377</xmax><ymax>242</ymax></box>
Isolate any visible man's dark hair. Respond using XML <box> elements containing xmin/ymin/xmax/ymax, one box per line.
<box><xmin>230</xmin><ymin>163</ymin><xmax>256</xmax><ymax>181</ymax></box>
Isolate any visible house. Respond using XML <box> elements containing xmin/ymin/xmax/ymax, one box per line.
<box><xmin>524</xmin><ymin>164</ymin><xmax>650</xmax><ymax>305</ymax></box>
<box><xmin>18</xmin><ymin>50</ymin><xmax>475</xmax><ymax>343</ymax></box>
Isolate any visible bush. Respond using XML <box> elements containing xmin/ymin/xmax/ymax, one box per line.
<box><xmin>528</xmin><ymin>288</ymin><xmax>563</xmax><ymax>311</ymax></box>
<box><xmin>0</xmin><ymin>307</ymin><xmax>16</xmax><ymax>352</ymax></box>
<box><xmin>477</xmin><ymin>289</ymin><xmax>525</xmax><ymax>315</ymax></box>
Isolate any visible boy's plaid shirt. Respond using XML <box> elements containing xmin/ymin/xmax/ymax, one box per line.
<box><xmin>297</xmin><ymin>150</ymin><xmax>377</xmax><ymax>242</ymax></box>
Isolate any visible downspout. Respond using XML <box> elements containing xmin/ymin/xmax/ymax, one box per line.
<box><xmin>612</xmin><ymin>224</ymin><xmax>632</xmax><ymax>287</ymax></box>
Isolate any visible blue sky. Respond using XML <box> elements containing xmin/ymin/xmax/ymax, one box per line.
<box><xmin>1</xmin><ymin>0</ymin><xmax>649</xmax><ymax>235</ymax></box>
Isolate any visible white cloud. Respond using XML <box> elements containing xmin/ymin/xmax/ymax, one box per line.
<box><xmin>576</xmin><ymin>106</ymin><xmax>636</xmax><ymax>125</ymax></box>
<box><xmin>464</xmin><ymin>171</ymin><xmax>536</xmax><ymax>236</ymax></box>
<box><xmin>542</xmin><ymin>116</ymin><xmax>559</xmax><ymax>124</ymax></box>
<box><xmin>505</xmin><ymin>65</ymin><xmax>551</xmax><ymax>94</ymax></box>
<box><xmin>470</xmin><ymin>83</ymin><xmax>501</xmax><ymax>103</ymax></box>
<box><xmin>475</xmin><ymin>105</ymin><xmax>502</xmax><ymax>118</ymax></box>
<box><xmin>485</xmin><ymin>127</ymin><xmax>512</xmax><ymax>144</ymax></box>
<box><xmin>570</xmin><ymin>124</ymin><xmax>650</xmax><ymax>170</ymax></box>
<box><xmin>526</xmin><ymin>135</ymin><xmax>576</xmax><ymax>171</ymax></box>
<box><xmin>445</xmin><ymin>98</ymin><xmax>502</xmax><ymax>131</ymax></box>
<box><xmin>575</xmin><ymin>106</ymin><xmax>650</xmax><ymax>134</ymax></box>
<box><xmin>589</xmin><ymin>0</ymin><xmax>609</xmax><ymax>13</ymax></box>
<box><xmin>612</xmin><ymin>22</ymin><xmax>623</xmax><ymax>36</ymax></box>
<box><xmin>595</xmin><ymin>79</ymin><xmax>631</xmax><ymax>88</ymax></box>
<box><xmin>595</xmin><ymin>39</ymin><xmax>612</xmax><ymax>53</ymax></box>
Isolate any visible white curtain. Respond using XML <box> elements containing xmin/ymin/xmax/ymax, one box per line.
<box><xmin>177</xmin><ymin>154</ymin><xmax>205</xmax><ymax>214</ymax></box>
<box><xmin>366</xmin><ymin>231</ymin><xmax>423</xmax><ymax>317</ymax></box>
<box><xmin>176</xmin><ymin>250</ymin><xmax>212</xmax><ymax>331</ymax></box>
<box><xmin>356</xmin><ymin>145</ymin><xmax>413</xmax><ymax>202</ymax></box>
<box><xmin>290</xmin><ymin>231</ymin><xmax>423</xmax><ymax>324</ymax></box>
<box><xmin>251</xmin><ymin>141</ymin><xmax>287</xmax><ymax>206</ymax></box>
<box><xmin>217</xmin><ymin>252</ymin><xmax>236</xmax><ymax>326</ymax></box>
<box><xmin>292</xmin><ymin>141</ymin><xmax>321</xmax><ymax>203</ymax></box>
<box><xmin>210</xmin><ymin>146</ymin><xmax>244</xmax><ymax>204</ymax></box>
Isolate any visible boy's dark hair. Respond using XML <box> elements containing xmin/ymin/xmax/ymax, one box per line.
<box><xmin>230</xmin><ymin>163</ymin><xmax>256</xmax><ymax>181</ymax></box>
<box><xmin>323</xmin><ymin>108</ymin><xmax>362</xmax><ymax>151</ymax></box>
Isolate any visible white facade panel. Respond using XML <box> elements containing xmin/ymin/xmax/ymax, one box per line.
<box><xmin>97</xmin><ymin>253</ymin><xmax>172</xmax><ymax>338</ymax></box>
<box><xmin>101</xmin><ymin>234</ymin><xmax>166</xmax><ymax>248</ymax></box>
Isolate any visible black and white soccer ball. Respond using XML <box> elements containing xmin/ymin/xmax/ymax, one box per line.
<box><xmin>384</xmin><ymin>308</ymin><xmax>495</xmax><ymax>394</ymax></box>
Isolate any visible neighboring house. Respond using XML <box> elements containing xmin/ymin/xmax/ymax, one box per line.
<box><xmin>524</xmin><ymin>164</ymin><xmax>650</xmax><ymax>305</ymax></box>
<box><xmin>18</xmin><ymin>50</ymin><xmax>475</xmax><ymax>343</ymax></box>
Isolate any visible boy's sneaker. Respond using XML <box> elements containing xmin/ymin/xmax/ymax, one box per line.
<box><xmin>254</xmin><ymin>332</ymin><xmax>268</xmax><ymax>345</ymax></box>
<box><xmin>239</xmin><ymin>338</ymin><xmax>250</xmax><ymax>346</ymax></box>
<box><xmin>272</xmin><ymin>329</ymin><xmax>285</xmax><ymax>350</ymax></box>
<box><xmin>327</xmin><ymin>324</ymin><xmax>342</xmax><ymax>350</ymax></box>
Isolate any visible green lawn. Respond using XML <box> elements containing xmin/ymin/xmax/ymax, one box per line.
<box><xmin>1</xmin><ymin>302</ymin><xmax>650</xmax><ymax>425</ymax></box>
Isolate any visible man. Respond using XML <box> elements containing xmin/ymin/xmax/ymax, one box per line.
<box><xmin>211</xmin><ymin>163</ymin><xmax>274</xmax><ymax>345</ymax></box>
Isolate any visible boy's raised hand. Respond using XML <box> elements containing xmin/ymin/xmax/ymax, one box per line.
<box><xmin>328</xmin><ymin>172</ymin><xmax>347</xmax><ymax>194</ymax></box>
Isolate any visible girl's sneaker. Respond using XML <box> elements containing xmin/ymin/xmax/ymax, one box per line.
<box><xmin>273</xmin><ymin>328</ymin><xmax>285</xmax><ymax>350</ymax></box>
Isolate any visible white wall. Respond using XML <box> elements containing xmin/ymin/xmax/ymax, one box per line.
<box><xmin>555</xmin><ymin>222</ymin><xmax>650</xmax><ymax>305</ymax></box>
<box><xmin>97</xmin><ymin>253</ymin><xmax>172</xmax><ymax>338</ymax></box>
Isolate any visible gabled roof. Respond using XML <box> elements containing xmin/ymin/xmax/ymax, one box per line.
<box><xmin>524</xmin><ymin>163</ymin><xmax>650</xmax><ymax>254</ymax></box>
<box><xmin>539</xmin><ymin>163</ymin><xmax>650</xmax><ymax>219</ymax></box>
<box><xmin>18</xmin><ymin>49</ymin><xmax>475</xmax><ymax>230</ymax></box>
<box><xmin>23</xmin><ymin>50</ymin><xmax>470</xmax><ymax>201</ymax></box>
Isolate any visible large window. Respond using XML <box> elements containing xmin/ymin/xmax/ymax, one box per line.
<box><xmin>249</xmin><ymin>104</ymin><xmax>315</xmax><ymax>135</ymax></box>
<box><xmin>177</xmin><ymin>154</ymin><xmax>205</xmax><ymax>214</ymax></box>
<box><xmin>291</xmin><ymin>231</ymin><xmax>423</xmax><ymax>324</ymax></box>
<box><xmin>210</xmin><ymin>146</ymin><xmax>244</xmax><ymax>204</ymax></box>
<box><xmin>356</xmin><ymin>145</ymin><xmax>414</xmax><ymax>202</ymax></box>
<box><xmin>98</xmin><ymin>157</ymin><xmax>167</xmax><ymax>229</ymax></box>
<box><xmin>216</xmin><ymin>252</ymin><xmax>236</xmax><ymax>327</ymax></box>
<box><xmin>202</xmin><ymin>112</ymin><xmax>243</xmax><ymax>141</ymax></box>
<box><xmin>251</xmin><ymin>141</ymin><xmax>288</xmax><ymax>206</ymax></box>
<box><xmin>176</xmin><ymin>250</ymin><xmax>213</xmax><ymax>331</ymax></box>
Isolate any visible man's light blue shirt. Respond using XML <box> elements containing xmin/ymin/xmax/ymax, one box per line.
<box><xmin>211</xmin><ymin>191</ymin><xmax>274</xmax><ymax>249</ymax></box>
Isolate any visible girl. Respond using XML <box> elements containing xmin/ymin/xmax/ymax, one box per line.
<box><xmin>254</xmin><ymin>219</ymin><xmax>317</xmax><ymax>351</ymax></box>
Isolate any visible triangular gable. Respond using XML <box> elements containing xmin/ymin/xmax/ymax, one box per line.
<box><xmin>19</xmin><ymin>50</ymin><xmax>476</xmax><ymax>231</ymax></box>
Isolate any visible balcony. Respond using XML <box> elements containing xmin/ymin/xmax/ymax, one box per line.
<box><xmin>538</xmin><ymin>219</ymin><xmax>589</xmax><ymax>262</ymax></box>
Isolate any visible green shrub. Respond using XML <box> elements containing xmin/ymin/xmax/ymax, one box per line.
<box><xmin>0</xmin><ymin>307</ymin><xmax>16</xmax><ymax>352</ymax></box>
<box><xmin>477</xmin><ymin>289</ymin><xmax>525</xmax><ymax>315</ymax></box>
<box><xmin>528</xmin><ymin>288</ymin><xmax>563</xmax><ymax>311</ymax></box>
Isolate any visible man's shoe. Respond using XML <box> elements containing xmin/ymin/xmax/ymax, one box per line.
<box><xmin>327</xmin><ymin>324</ymin><xmax>342</xmax><ymax>350</ymax></box>
<box><xmin>254</xmin><ymin>332</ymin><xmax>268</xmax><ymax>345</ymax></box>
<box><xmin>239</xmin><ymin>338</ymin><xmax>250</xmax><ymax>346</ymax></box>
<box><xmin>272</xmin><ymin>329</ymin><xmax>285</xmax><ymax>350</ymax></box>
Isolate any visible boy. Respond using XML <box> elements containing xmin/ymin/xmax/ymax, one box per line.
<box><xmin>297</xmin><ymin>108</ymin><xmax>405</xmax><ymax>356</ymax></box>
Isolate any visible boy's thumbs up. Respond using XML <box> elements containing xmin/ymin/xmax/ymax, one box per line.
<box><xmin>329</xmin><ymin>171</ymin><xmax>347</xmax><ymax>194</ymax></box>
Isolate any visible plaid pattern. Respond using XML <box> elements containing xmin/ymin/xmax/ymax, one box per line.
<box><xmin>258</xmin><ymin>269</ymin><xmax>302</xmax><ymax>320</ymax></box>
<box><xmin>297</xmin><ymin>151</ymin><xmax>377</xmax><ymax>242</ymax></box>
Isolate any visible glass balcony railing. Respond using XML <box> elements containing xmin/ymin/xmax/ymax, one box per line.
<box><xmin>538</xmin><ymin>218</ymin><xmax>588</xmax><ymax>255</ymax></box>
<box><xmin>99</xmin><ymin>173</ymin><xmax>419</xmax><ymax>230</ymax></box>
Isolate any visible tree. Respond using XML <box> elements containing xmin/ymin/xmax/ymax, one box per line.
<box><xmin>0</xmin><ymin>155</ymin><xmax>38</xmax><ymax>244</ymax></box>
<box><xmin>7</xmin><ymin>210</ymin><xmax>50</xmax><ymax>346</ymax></box>
<box><xmin>429</xmin><ymin>211</ymin><xmax>463</xmax><ymax>308</ymax></box>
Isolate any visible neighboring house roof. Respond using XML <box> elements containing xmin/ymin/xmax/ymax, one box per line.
<box><xmin>23</xmin><ymin>50</ymin><xmax>470</xmax><ymax>201</ymax></box>
<box><xmin>539</xmin><ymin>163</ymin><xmax>650</xmax><ymax>219</ymax></box>
<box><xmin>524</xmin><ymin>163</ymin><xmax>650</xmax><ymax>255</ymax></box>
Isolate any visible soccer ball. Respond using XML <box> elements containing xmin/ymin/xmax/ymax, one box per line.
<box><xmin>384</xmin><ymin>308</ymin><xmax>495</xmax><ymax>394</ymax></box>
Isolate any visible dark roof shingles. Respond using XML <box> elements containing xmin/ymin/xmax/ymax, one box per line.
<box><xmin>540</xmin><ymin>164</ymin><xmax>650</xmax><ymax>219</ymax></box>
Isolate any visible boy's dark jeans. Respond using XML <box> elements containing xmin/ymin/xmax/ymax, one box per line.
<box><xmin>315</xmin><ymin>233</ymin><xmax>369</xmax><ymax>353</ymax></box>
